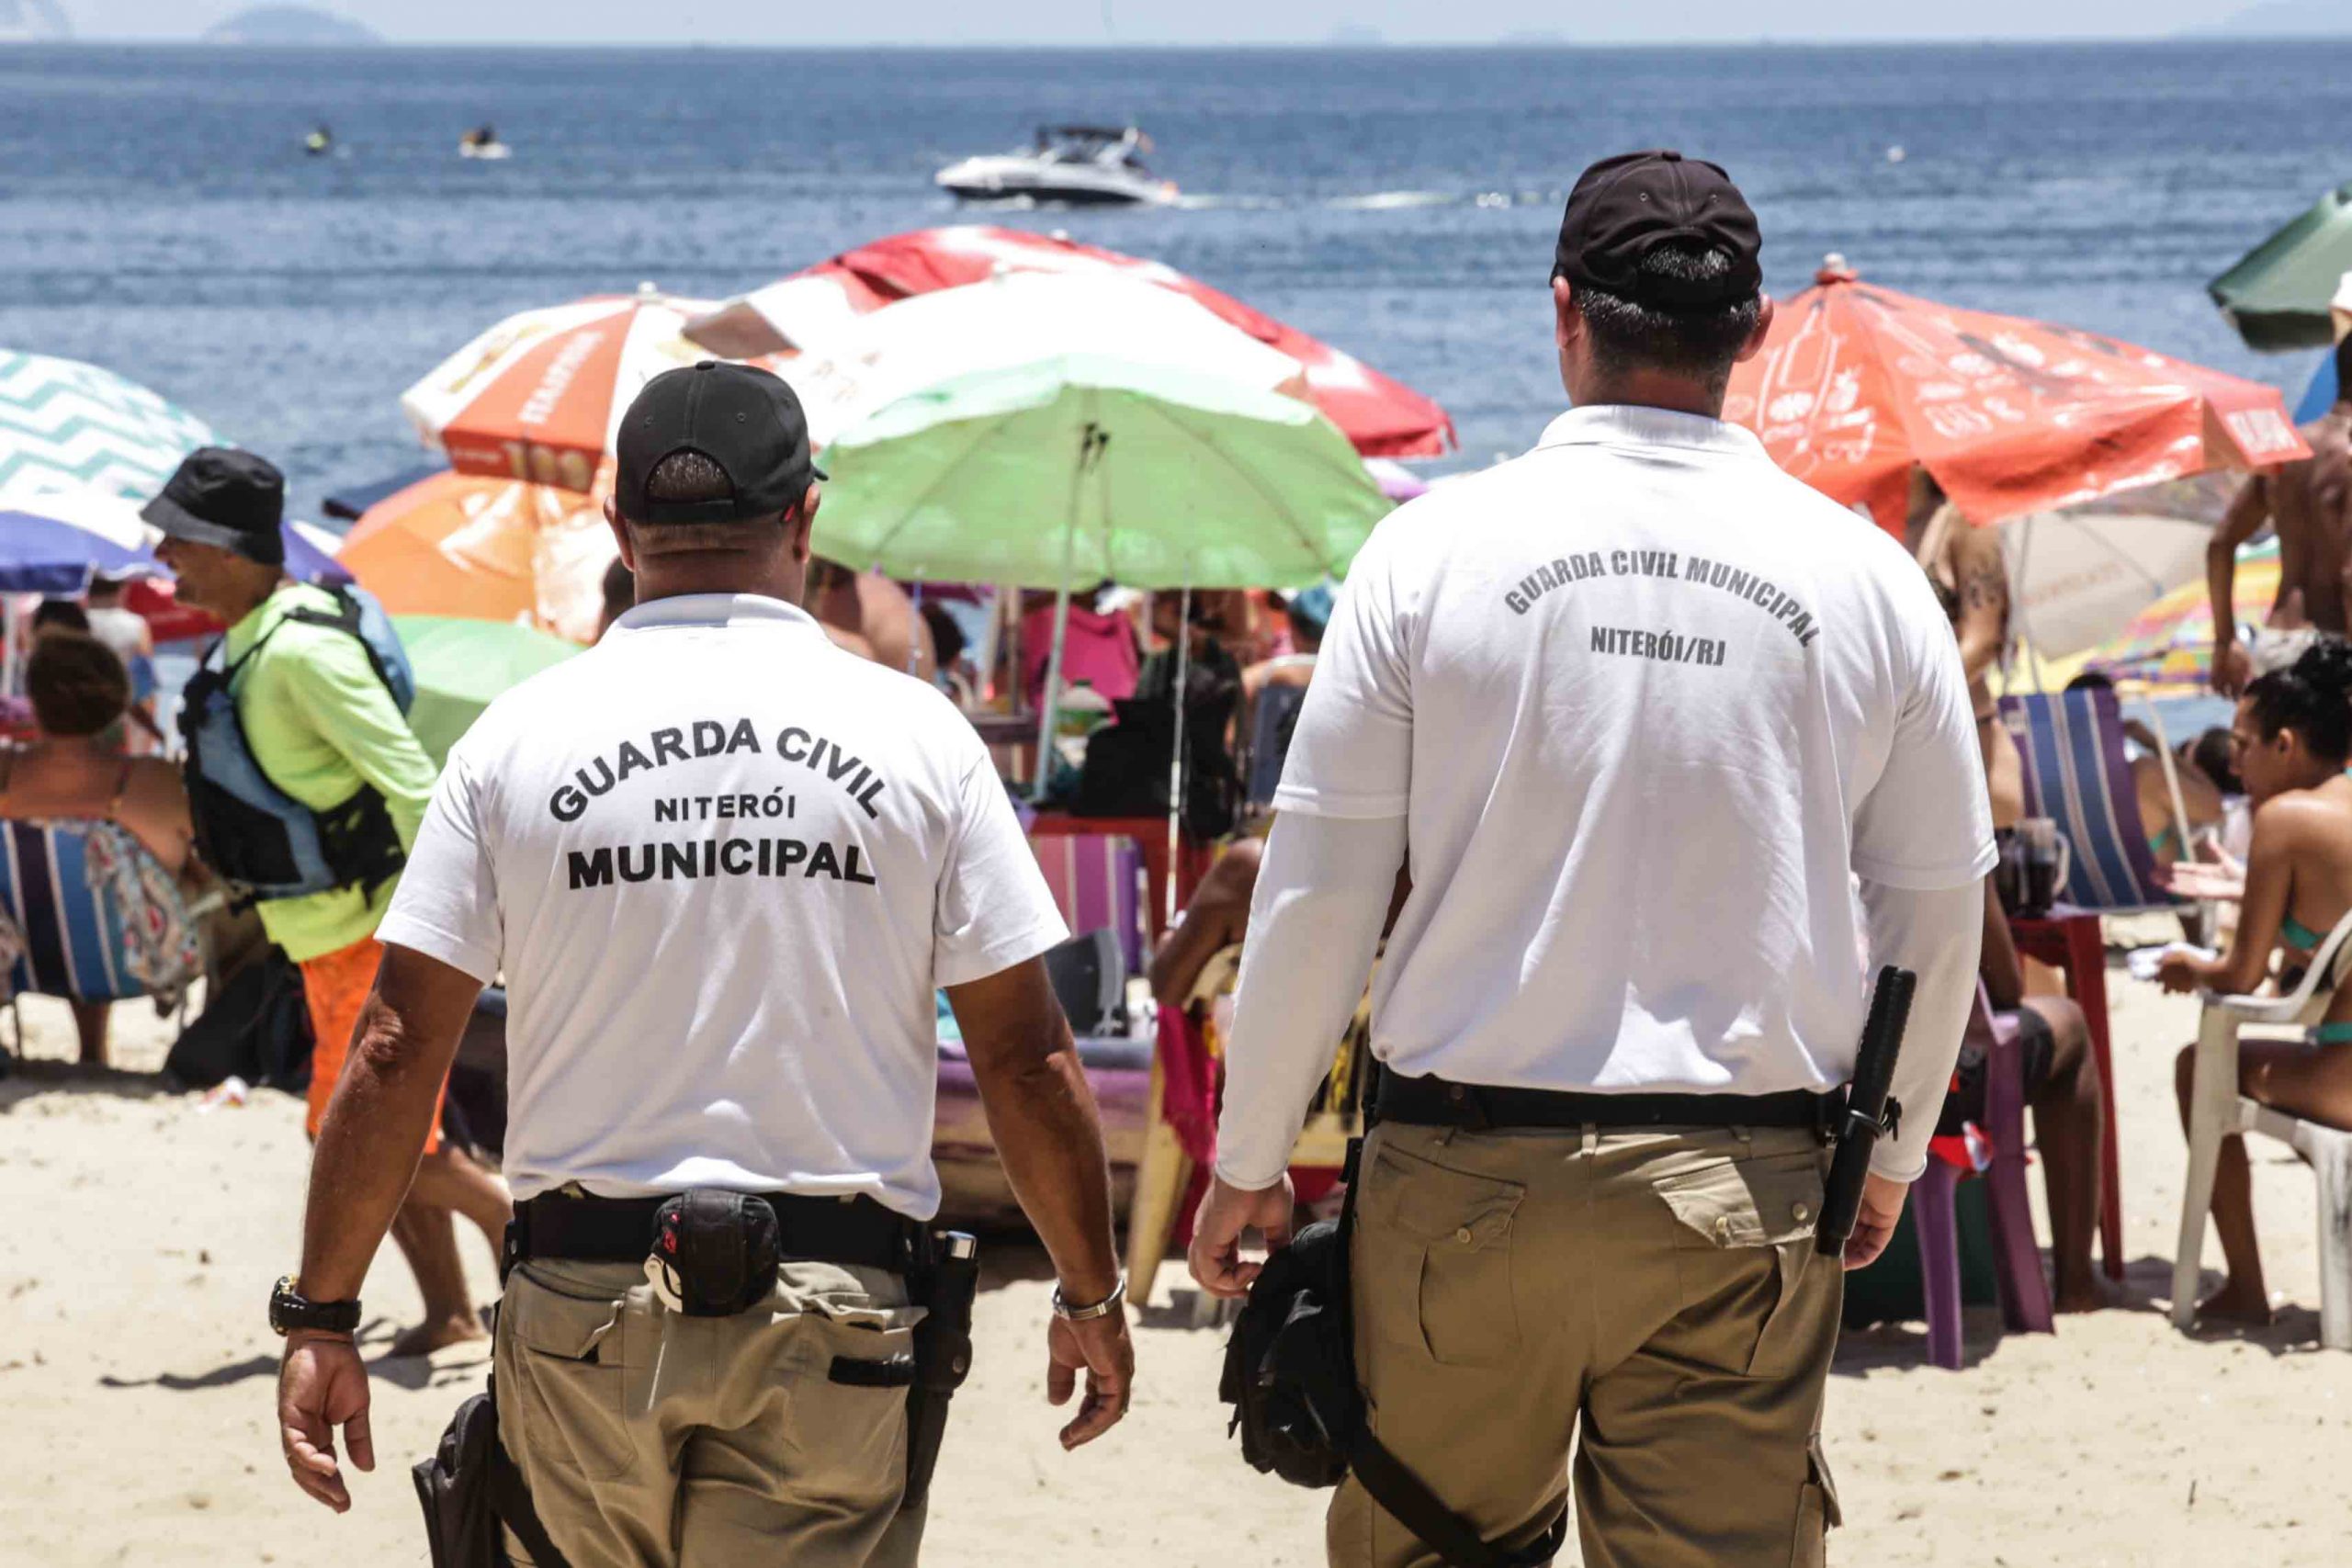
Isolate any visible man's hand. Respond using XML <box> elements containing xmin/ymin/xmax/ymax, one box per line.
<box><xmin>1841</xmin><ymin>1172</ymin><xmax>1911</xmax><ymax>1270</ymax></box>
<box><xmin>2212</xmin><ymin>640</ymin><xmax>2255</xmax><ymax>698</ymax></box>
<box><xmin>277</xmin><ymin>1332</ymin><xmax>373</xmax><ymax>1512</ymax></box>
<box><xmin>1046</xmin><ymin>1308</ymin><xmax>1134</xmax><ymax>1450</ymax></box>
<box><xmin>1188</xmin><ymin>1173</ymin><xmax>1296</xmax><ymax>1299</ymax></box>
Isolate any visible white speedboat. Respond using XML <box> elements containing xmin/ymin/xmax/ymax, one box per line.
<box><xmin>934</xmin><ymin>125</ymin><xmax>1177</xmax><ymax>208</ymax></box>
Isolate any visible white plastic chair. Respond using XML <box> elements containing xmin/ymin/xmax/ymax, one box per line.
<box><xmin>2175</xmin><ymin>906</ymin><xmax>2352</xmax><ymax>1348</ymax></box>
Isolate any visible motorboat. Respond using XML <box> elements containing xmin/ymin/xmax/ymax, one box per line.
<box><xmin>934</xmin><ymin>124</ymin><xmax>1177</xmax><ymax>208</ymax></box>
<box><xmin>458</xmin><ymin>123</ymin><xmax>512</xmax><ymax>161</ymax></box>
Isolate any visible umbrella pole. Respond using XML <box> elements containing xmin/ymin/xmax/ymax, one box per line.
<box><xmin>1031</xmin><ymin>482</ymin><xmax>1083</xmax><ymax>803</ymax></box>
<box><xmin>1165</xmin><ymin>580</ymin><xmax>1193</xmax><ymax>931</ymax></box>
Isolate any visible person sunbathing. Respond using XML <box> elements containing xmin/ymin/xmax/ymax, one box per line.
<box><xmin>2158</xmin><ymin>637</ymin><xmax>2352</xmax><ymax>1324</ymax></box>
<box><xmin>0</xmin><ymin>633</ymin><xmax>198</xmax><ymax>1066</ymax></box>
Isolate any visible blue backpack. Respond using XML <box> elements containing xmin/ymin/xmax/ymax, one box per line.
<box><xmin>179</xmin><ymin>585</ymin><xmax>418</xmax><ymax>904</ymax></box>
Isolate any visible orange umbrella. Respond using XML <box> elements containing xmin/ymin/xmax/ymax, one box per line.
<box><xmin>337</xmin><ymin>470</ymin><xmax>614</xmax><ymax>645</ymax></box>
<box><xmin>1723</xmin><ymin>261</ymin><xmax>2312</xmax><ymax>533</ymax></box>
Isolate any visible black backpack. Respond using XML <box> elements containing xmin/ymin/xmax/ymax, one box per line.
<box><xmin>1220</xmin><ymin>1142</ymin><xmax>1569</xmax><ymax>1568</ymax></box>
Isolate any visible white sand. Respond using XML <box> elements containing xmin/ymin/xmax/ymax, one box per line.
<box><xmin>5</xmin><ymin>971</ymin><xmax>2351</xmax><ymax>1566</ymax></box>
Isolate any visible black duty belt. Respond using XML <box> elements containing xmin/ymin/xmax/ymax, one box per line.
<box><xmin>508</xmin><ymin>1190</ymin><xmax>925</xmax><ymax>1275</ymax></box>
<box><xmin>1376</xmin><ymin>1073</ymin><xmax>1843</xmax><ymax>1137</ymax></box>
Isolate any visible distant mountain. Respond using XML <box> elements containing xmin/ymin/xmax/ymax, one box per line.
<box><xmin>2201</xmin><ymin>1</ymin><xmax>2352</xmax><ymax>36</ymax></box>
<box><xmin>202</xmin><ymin>6</ymin><xmax>379</xmax><ymax>45</ymax></box>
<box><xmin>0</xmin><ymin>0</ymin><xmax>72</xmax><ymax>42</ymax></box>
<box><xmin>1327</xmin><ymin>23</ymin><xmax>1385</xmax><ymax>46</ymax></box>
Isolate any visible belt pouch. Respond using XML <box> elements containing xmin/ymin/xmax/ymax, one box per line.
<box><xmin>647</xmin><ymin>1190</ymin><xmax>782</xmax><ymax>1316</ymax></box>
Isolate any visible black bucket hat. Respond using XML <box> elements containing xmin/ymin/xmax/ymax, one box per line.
<box><xmin>142</xmin><ymin>447</ymin><xmax>287</xmax><ymax>568</ymax></box>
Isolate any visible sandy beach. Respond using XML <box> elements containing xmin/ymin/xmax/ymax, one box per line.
<box><xmin>6</xmin><ymin>960</ymin><xmax>2352</xmax><ymax>1567</ymax></box>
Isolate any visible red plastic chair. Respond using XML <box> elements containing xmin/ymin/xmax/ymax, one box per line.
<box><xmin>1912</xmin><ymin>985</ymin><xmax>2057</xmax><ymax>1369</ymax></box>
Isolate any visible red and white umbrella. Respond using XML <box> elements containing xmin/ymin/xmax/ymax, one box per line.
<box><xmin>685</xmin><ymin>226</ymin><xmax>1455</xmax><ymax>459</ymax></box>
<box><xmin>402</xmin><ymin>286</ymin><xmax>779</xmax><ymax>491</ymax></box>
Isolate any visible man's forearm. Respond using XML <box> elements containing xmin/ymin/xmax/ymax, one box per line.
<box><xmin>298</xmin><ymin>994</ymin><xmax>460</xmax><ymax>1302</ymax></box>
<box><xmin>1214</xmin><ymin>813</ymin><xmax>1406</xmax><ymax>1190</ymax></box>
<box><xmin>1858</xmin><ymin>877</ymin><xmax>1983</xmax><ymax>1182</ymax></box>
<box><xmin>974</xmin><ymin>1040</ymin><xmax>1122</xmax><ymax>1301</ymax></box>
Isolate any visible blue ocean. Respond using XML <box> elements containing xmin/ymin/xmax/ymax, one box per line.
<box><xmin>0</xmin><ymin>40</ymin><xmax>2346</xmax><ymax>512</ymax></box>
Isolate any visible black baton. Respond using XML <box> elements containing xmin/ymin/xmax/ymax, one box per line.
<box><xmin>1816</xmin><ymin>965</ymin><xmax>1917</xmax><ymax>1258</ymax></box>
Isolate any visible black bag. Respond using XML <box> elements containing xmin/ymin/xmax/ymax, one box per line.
<box><xmin>162</xmin><ymin>949</ymin><xmax>312</xmax><ymax>1092</ymax></box>
<box><xmin>1073</xmin><ymin>649</ymin><xmax>1241</xmax><ymax>840</ymax></box>
<box><xmin>1220</xmin><ymin>1144</ymin><xmax>1569</xmax><ymax>1568</ymax></box>
<box><xmin>647</xmin><ymin>1190</ymin><xmax>783</xmax><ymax>1316</ymax></box>
<box><xmin>413</xmin><ymin>1377</ymin><xmax>567</xmax><ymax>1568</ymax></box>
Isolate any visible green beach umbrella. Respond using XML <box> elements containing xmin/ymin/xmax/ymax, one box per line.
<box><xmin>819</xmin><ymin>352</ymin><xmax>1391</xmax><ymax>840</ymax></box>
<box><xmin>2211</xmin><ymin>180</ymin><xmax>2352</xmax><ymax>353</ymax></box>
<box><xmin>814</xmin><ymin>353</ymin><xmax>1390</xmax><ymax>591</ymax></box>
<box><xmin>393</xmin><ymin>615</ymin><xmax>581</xmax><ymax>767</ymax></box>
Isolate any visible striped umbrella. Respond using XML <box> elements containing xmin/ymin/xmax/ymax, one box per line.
<box><xmin>2086</xmin><ymin>539</ymin><xmax>2280</xmax><ymax>694</ymax></box>
<box><xmin>401</xmin><ymin>285</ymin><xmax>782</xmax><ymax>491</ymax></box>
<box><xmin>0</xmin><ymin>350</ymin><xmax>216</xmax><ymax>502</ymax></box>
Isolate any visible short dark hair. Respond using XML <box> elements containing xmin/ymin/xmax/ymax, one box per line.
<box><xmin>31</xmin><ymin>599</ymin><xmax>90</xmax><ymax>636</ymax></box>
<box><xmin>28</xmin><ymin>632</ymin><xmax>130</xmax><ymax>738</ymax></box>
<box><xmin>2247</xmin><ymin>636</ymin><xmax>2352</xmax><ymax>763</ymax></box>
<box><xmin>2336</xmin><ymin>334</ymin><xmax>2352</xmax><ymax>399</ymax></box>
<box><xmin>627</xmin><ymin>448</ymin><xmax>789</xmax><ymax>556</ymax></box>
<box><xmin>1575</xmin><ymin>242</ymin><xmax>1763</xmax><ymax>389</ymax></box>
<box><xmin>641</xmin><ymin>448</ymin><xmax>734</xmax><ymax>510</ymax></box>
<box><xmin>2189</xmin><ymin>727</ymin><xmax>2243</xmax><ymax>796</ymax></box>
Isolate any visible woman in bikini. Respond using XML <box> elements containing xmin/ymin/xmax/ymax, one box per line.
<box><xmin>1914</xmin><ymin>479</ymin><xmax>2025</xmax><ymax>829</ymax></box>
<box><xmin>0</xmin><ymin>632</ymin><xmax>198</xmax><ymax>1066</ymax></box>
<box><xmin>2158</xmin><ymin>637</ymin><xmax>2352</xmax><ymax>1323</ymax></box>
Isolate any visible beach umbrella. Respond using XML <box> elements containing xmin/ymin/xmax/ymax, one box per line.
<box><xmin>339</xmin><ymin>470</ymin><xmax>614</xmax><ymax>645</ymax></box>
<box><xmin>684</xmin><ymin>225</ymin><xmax>1455</xmax><ymax>458</ymax></box>
<box><xmin>401</xmin><ymin>285</ymin><xmax>782</xmax><ymax>492</ymax></box>
<box><xmin>2002</xmin><ymin>509</ymin><xmax>2212</xmax><ymax>662</ymax></box>
<box><xmin>1723</xmin><ymin>262</ymin><xmax>2312</xmax><ymax>534</ymax></box>
<box><xmin>2292</xmin><ymin>276</ymin><xmax>2351</xmax><ymax>420</ymax></box>
<box><xmin>777</xmin><ymin>272</ymin><xmax>1313</xmax><ymax>452</ymax></box>
<box><xmin>2210</xmin><ymin>182</ymin><xmax>2352</xmax><ymax>353</ymax></box>
<box><xmin>0</xmin><ymin>489</ymin><xmax>162</xmax><ymax>592</ymax></box>
<box><xmin>2083</xmin><ymin>539</ymin><xmax>2280</xmax><ymax>695</ymax></box>
<box><xmin>821</xmin><ymin>353</ymin><xmax>1389</xmax><ymax>847</ymax></box>
<box><xmin>0</xmin><ymin>350</ymin><xmax>216</xmax><ymax>501</ymax></box>
<box><xmin>392</xmin><ymin>615</ymin><xmax>581</xmax><ymax>767</ymax></box>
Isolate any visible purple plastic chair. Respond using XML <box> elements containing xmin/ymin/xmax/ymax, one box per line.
<box><xmin>1912</xmin><ymin>985</ymin><xmax>2056</xmax><ymax>1370</ymax></box>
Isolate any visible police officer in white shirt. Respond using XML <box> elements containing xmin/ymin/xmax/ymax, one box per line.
<box><xmin>275</xmin><ymin>363</ymin><xmax>1134</xmax><ymax>1566</ymax></box>
<box><xmin>1191</xmin><ymin>152</ymin><xmax>1991</xmax><ymax>1567</ymax></box>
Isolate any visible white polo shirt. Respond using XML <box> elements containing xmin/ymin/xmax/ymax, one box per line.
<box><xmin>377</xmin><ymin>592</ymin><xmax>1068</xmax><ymax>1217</ymax></box>
<box><xmin>1272</xmin><ymin>405</ymin><xmax>1993</xmax><ymax>1105</ymax></box>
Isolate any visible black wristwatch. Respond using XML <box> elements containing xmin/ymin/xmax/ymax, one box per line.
<box><xmin>269</xmin><ymin>1276</ymin><xmax>361</xmax><ymax>1337</ymax></box>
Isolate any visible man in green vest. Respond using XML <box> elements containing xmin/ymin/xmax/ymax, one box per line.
<box><xmin>149</xmin><ymin>447</ymin><xmax>512</xmax><ymax>1355</ymax></box>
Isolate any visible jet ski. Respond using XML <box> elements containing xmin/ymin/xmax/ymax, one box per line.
<box><xmin>934</xmin><ymin>125</ymin><xmax>1176</xmax><ymax>208</ymax></box>
<box><xmin>458</xmin><ymin>123</ymin><xmax>512</xmax><ymax>161</ymax></box>
<box><xmin>304</xmin><ymin>124</ymin><xmax>333</xmax><ymax>157</ymax></box>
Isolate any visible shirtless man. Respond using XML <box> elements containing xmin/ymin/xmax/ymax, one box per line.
<box><xmin>2210</xmin><ymin>336</ymin><xmax>2352</xmax><ymax>698</ymax></box>
<box><xmin>804</xmin><ymin>555</ymin><xmax>937</xmax><ymax>679</ymax></box>
<box><xmin>1913</xmin><ymin>473</ymin><xmax>2025</xmax><ymax>829</ymax></box>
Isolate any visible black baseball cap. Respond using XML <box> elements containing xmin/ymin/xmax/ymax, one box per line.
<box><xmin>615</xmin><ymin>361</ymin><xmax>826</xmax><ymax>525</ymax></box>
<box><xmin>141</xmin><ymin>447</ymin><xmax>287</xmax><ymax>567</ymax></box>
<box><xmin>1554</xmin><ymin>150</ymin><xmax>1763</xmax><ymax>309</ymax></box>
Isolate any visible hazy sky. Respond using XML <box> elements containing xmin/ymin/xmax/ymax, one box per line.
<box><xmin>62</xmin><ymin>0</ymin><xmax>2288</xmax><ymax>45</ymax></box>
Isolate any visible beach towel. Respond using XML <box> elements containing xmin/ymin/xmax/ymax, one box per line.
<box><xmin>1157</xmin><ymin>1002</ymin><xmax>1219</xmax><ymax>1168</ymax></box>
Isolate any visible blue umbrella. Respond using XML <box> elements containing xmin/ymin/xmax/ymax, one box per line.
<box><xmin>0</xmin><ymin>507</ymin><xmax>158</xmax><ymax>592</ymax></box>
<box><xmin>2299</xmin><ymin>353</ymin><xmax>2338</xmax><ymax>423</ymax></box>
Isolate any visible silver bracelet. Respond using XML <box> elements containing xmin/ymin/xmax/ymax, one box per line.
<box><xmin>1051</xmin><ymin>1273</ymin><xmax>1127</xmax><ymax>1322</ymax></box>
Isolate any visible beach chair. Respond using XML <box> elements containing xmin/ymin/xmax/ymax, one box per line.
<box><xmin>0</xmin><ymin>820</ymin><xmax>200</xmax><ymax>1057</ymax></box>
<box><xmin>1907</xmin><ymin>984</ymin><xmax>2055</xmax><ymax>1370</ymax></box>
<box><xmin>2175</xmin><ymin>907</ymin><xmax>2352</xmax><ymax>1350</ymax></box>
<box><xmin>1029</xmin><ymin>833</ymin><xmax>1148</xmax><ymax>982</ymax></box>
<box><xmin>1242</xmin><ymin>682</ymin><xmax>1308</xmax><ymax>810</ymax></box>
<box><xmin>1999</xmin><ymin>688</ymin><xmax>2181</xmax><ymax>914</ymax></box>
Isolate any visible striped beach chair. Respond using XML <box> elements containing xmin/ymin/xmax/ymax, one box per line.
<box><xmin>1999</xmin><ymin>688</ymin><xmax>2179</xmax><ymax>913</ymax></box>
<box><xmin>1028</xmin><ymin>832</ymin><xmax>1148</xmax><ymax>980</ymax></box>
<box><xmin>0</xmin><ymin>821</ymin><xmax>195</xmax><ymax>1056</ymax></box>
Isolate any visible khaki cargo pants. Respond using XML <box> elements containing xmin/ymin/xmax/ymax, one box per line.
<box><xmin>495</xmin><ymin>1257</ymin><xmax>926</xmax><ymax>1568</ymax></box>
<box><xmin>1330</xmin><ymin>1122</ymin><xmax>1845</xmax><ymax>1568</ymax></box>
